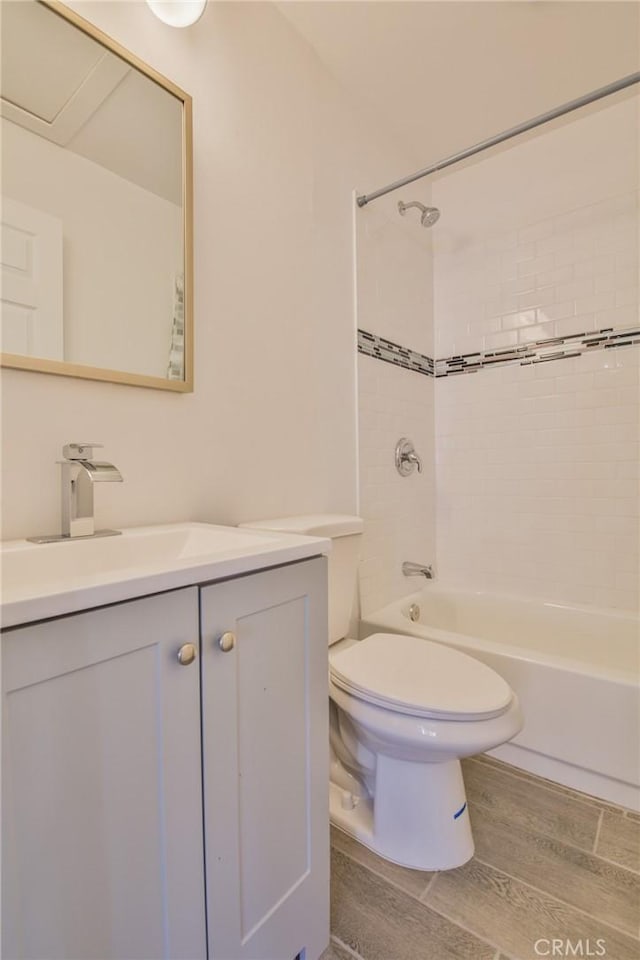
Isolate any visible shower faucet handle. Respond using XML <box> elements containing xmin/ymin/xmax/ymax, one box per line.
<box><xmin>395</xmin><ymin>438</ymin><xmax>423</xmax><ymax>476</ymax></box>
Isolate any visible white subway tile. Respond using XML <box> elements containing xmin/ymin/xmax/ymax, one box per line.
<box><xmin>536</xmin><ymin>265</ymin><xmax>574</xmax><ymax>289</ymax></box>
<box><xmin>574</xmin><ymin>291</ymin><xmax>617</xmax><ymax>315</ymax></box>
<box><xmin>483</xmin><ymin>330</ymin><xmax>519</xmax><ymax>351</ymax></box>
<box><xmin>555</xmin><ymin>244</ymin><xmax>595</xmax><ymax>268</ymax></box>
<box><xmin>574</xmin><ymin>387</ymin><xmax>618</xmax><ymax>409</ymax></box>
<box><xmin>485</xmin><ymin>296</ymin><xmax>519</xmax><ymax>319</ymax></box>
<box><xmin>554</xmin><ymin>313</ymin><xmax>597</xmax><ymax>338</ymax></box>
<box><xmin>501</xmin><ymin>242</ymin><xmax>535</xmax><ymax>269</ymax></box>
<box><xmin>533</xmin><ymin>356</ymin><xmax>575</xmax><ymax>379</ymax></box>
<box><xmin>595</xmin><ymin>305</ymin><xmax>639</xmax><ymax>330</ymax></box>
<box><xmin>615</xmin><ymin>288</ymin><xmax>639</xmax><ymax>309</ymax></box>
<box><xmin>574</xmin><ymin>254</ymin><xmax>616</xmax><ymax>278</ymax></box>
<box><xmin>517</xmin><ymin>323</ymin><xmax>555</xmax><ymax>344</ymax></box>
<box><xmin>598</xmin><ymin>229</ymin><xmax>637</xmax><ymax>256</ymax></box>
<box><xmin>595</xmin><ymin>268</ymin><xmax>638</xmax><ymax>294</ymax></box>
<box><xmin>501</xmin><ymin>309</ymin><xmax>536</xmax><ymax>330</ymax></box>
<box><xmin>555</xmin><ymin>276</ymin><xmax>595</xmax><ymax>302</ymax></box>
<box><xmin>537</xmin><ymin>301</ymin><xmax>575</xmax><ymax>322</ymax></box>
<box><xmin>517</xmin><ymin>253</ymin><xmax>555</xmax><ymax>278</ymax></box>
<box><xmin>520</xmin><ymin>379</ymin><xmax>557</xmax><ymax>398</ymax></box>
<box><xmin>554</xmin><ymin>371</ymin><xmax>595</xmax><ymax>393</ymax></box>
<box><xmin>501</xmin><ymin>275</ymin><xmax>536</xmax><ymax>298</ymax></box>
<box><xmin>594</xmin><ymin>404</ymin><xmax>639</xmax><ymax>426</ymax></box>
<box><xmin>517</xmin><ymin>288</ymin><xmax>555</xmax><ymax>311</ymax></box>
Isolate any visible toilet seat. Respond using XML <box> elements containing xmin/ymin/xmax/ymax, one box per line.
<box><xmin>329</xmin><ymin>632</ymin><xmax>513</xmax><ymax>721</ymax></box>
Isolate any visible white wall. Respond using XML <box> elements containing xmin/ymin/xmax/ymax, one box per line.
<box><xmin>356</xmin><ymin>194</ymin><xmax>436</xmax><ymax>614</ymax></box>
<box><xmin>2</xmin><ymin>117</ymin><xmax>182</xmax><ymax>378</ymax></box>
<box><xmin>0</xmin><ymin>1</ymin><xmax>419</xmax><ymax>541</ymax></box>
<box><xmin>432</xmin><ymin>96</ymin><xmax>639</xmax><ymax>611</ymax></box>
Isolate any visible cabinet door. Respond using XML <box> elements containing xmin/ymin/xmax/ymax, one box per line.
<box><xmin>201</xmin><ymin>559</ymin><xmax>329</xmax><ymax>960</ymax></box>
<box><xmin>2</xmin><ymin>588</ymin><xmax>206</xmax><ymax>960</ymax></box>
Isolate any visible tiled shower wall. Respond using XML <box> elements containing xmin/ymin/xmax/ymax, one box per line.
<box><xmin>432</xmin><ymin>95</ymin><xmax>639</xmax><ymax>611</ymax></box>
<box><xmin>358</xmin><ymin>356</ymin><xmax>435</xmax><ymax>614</ymax></box>
<box><xmin>437</xmin><ymin>349</ymin><xmax>639</xmax><ymax>609</ymax></box>
<box><xmin>356</xmin><ymin>196</ymin><xmax>436</xmax><ymax>615</ymax></box>
<box><xmin>434</xmin><ymin>191</ymin><xmax>637</xmax><ymax>359</ymax></box>
<box><xmin>357</xmin><ymin>94</ymin><xmax>639</xmax><ymax>615</ymax></box>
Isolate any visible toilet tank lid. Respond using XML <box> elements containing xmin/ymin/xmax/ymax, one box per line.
<box><xmin>239</xmin><ymin>514</ymin><xmax>363</xmax><ymax>538</ymax></box>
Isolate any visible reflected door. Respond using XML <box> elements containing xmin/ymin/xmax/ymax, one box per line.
<box><xmin>1</xmin><ymin>196</ymin><xmax>63</xmax><ymax>358</ymax></box>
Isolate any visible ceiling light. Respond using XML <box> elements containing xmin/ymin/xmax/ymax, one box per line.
<box><xmin>146</xmin><ymin>1</ymin><xmax>207</xmax><ymax>28</ymax></box>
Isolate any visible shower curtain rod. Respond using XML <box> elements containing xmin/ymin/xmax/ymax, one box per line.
<box><xmin>356</xmin><ymin>72</ymin><xmax>640</xmax><ymax>208</ymax></box>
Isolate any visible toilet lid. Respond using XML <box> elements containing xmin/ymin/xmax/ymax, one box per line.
<box><xmin>329</xmin><ymin>633</ymin><xmax>513</xmax><ymax>721</ymax></box>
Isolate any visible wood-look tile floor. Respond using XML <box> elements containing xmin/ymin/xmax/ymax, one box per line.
<box><xmin>322</xmin><ymin>755</ymin><xmax>640</xmax><ymax>960</ymax></box>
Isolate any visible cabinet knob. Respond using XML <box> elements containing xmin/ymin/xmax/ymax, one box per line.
<box><xmin>218</xmin><ymin>631</ymin><xmax>236</xmax><ymax>653</ymax></box>
<box><xmin>177</xmin><ymin>643</ymin><xmax>197</xmax><ymax>666</ymax></box>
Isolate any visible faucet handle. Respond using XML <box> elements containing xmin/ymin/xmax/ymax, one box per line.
<box><xmin>63</xmin><ymin>442</ymin><xmax>103</xmax><ymax>460</ymax></box>
<box><xmin>395</xmin><ymin>438</ymin><xmax>423</xmax><ymax>476</ymax></box>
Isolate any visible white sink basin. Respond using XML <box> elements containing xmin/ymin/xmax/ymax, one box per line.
<box><xmin>0</xmin><ymin>522</ymin><xmax>330</xmax><ymax>628</ymax></box>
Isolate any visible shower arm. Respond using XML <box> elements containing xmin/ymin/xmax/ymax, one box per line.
<box><xmin>398</xmin><ymin>201</ymin><xmax>425</xmax><ymax>214</ymax></box>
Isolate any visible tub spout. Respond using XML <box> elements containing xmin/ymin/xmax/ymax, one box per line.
<box><xmin>402</xmin><ymin>562</ymin><xmax>434</xmax><ymax>579</ymax></box>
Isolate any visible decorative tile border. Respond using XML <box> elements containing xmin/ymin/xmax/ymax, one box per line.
<box><xmin>358</xmin><ymin>325</ymin><xmax>640</xmax><ymax>378</ymax></box>
<box><xmin>357</xmin><ymin>329</ymin><xmax>434</xmax><ymax>376</ymax></box>
<box><xmin>436</xmin><ymin>325</ymin><xmax>640</xmax><ymax>376</ymax></box>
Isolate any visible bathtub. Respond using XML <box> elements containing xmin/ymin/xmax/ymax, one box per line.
<box><xmin>361</xmin><ymin>587</ymin><xmax>640</xmax><ymax>811</ymax></box>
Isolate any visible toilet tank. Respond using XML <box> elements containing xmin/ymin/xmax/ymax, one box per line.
<box><xmin>238</xmin><ymin>515</ymin><xmax>363</xmax><ymax>645</ymax></box>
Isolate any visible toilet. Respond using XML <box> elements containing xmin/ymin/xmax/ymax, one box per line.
<box><xmin>239</xmin><ymin>514</ymin><xmax>523</xmax><ymax>871</ymax></box>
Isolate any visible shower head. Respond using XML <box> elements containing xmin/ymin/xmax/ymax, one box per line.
<box><xmin>398</xmin><ymin>200</ymin><xmax>440</xmax><ymax>227</ymax></box>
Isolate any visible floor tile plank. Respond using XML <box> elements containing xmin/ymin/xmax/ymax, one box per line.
<box><xmin>331</xmin><ymin>847</ymin><xmax>495</xmax><ymax>960</ymax></box>
<box><xmin>424</xmin><ymin>853</ymin><xmax>640</xmax><ymax>960</ymax></box>
<box><xmin>469</xmin><ymin>804</ymin><xmax>640</xmax><ymax>936</ymax></box>
<box><xmin>331</xmin><ymin>825</ymin><xmax>434</xmax><ymax>899</ymax></box>
<box><xmin>472</xmin><ymin>755</ymin><xmax>629</xmax><ymax>815</ymax></box>
<box><xmin>596</xmin><ymin>811</ymin><xmax>640</xmax><ymax>873</ymax></box>
<box><xmin>462</xmin><ymin>758</ymin><xmax>600</xmax><ymax>852</ymax></box>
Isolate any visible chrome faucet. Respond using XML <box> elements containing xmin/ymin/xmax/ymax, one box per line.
<box><xmin>402</xmin><ymin>561</ymin><xmax>434</xmax><ymax>579</ymax></box>
<box><xmin>395</xmin><ymin>438</ymin><xmax>423</xmax><ymax>476</ymax></box>
<box><xmin>28</xmin><ymin>443</ymin><xmax>123</xmax><ymax>543</ymax></box>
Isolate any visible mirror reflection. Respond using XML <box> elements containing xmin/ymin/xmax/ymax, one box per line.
<box><xmin>1</xmin><ymin>0</ymin><xmax>191</xmax><ymax>389</ymax></box>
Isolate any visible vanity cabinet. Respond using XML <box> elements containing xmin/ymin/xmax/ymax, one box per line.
<box><xmin>2</xmin><ymin>557</ymin><xmax>328</xmax><ymax>960</ymax></box>
<box><xmin>201</xmin><ymin>561</ymin><xmax>328</xmax><ymax>960</ymax></box>
<box><xmin>2</xmin><ymin>587</ymin><xmax>206</xmax><ymax>960</ymax></box>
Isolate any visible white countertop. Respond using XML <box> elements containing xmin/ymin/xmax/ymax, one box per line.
<box><xmin>0</xmin><ymin>522</ymin><xmax>330</xmax><ymax>628</ymax></box>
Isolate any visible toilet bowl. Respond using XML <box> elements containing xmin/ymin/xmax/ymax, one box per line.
<box><xmin>239</xmin><ymin>515</ymin><xmax>523</xmax><ymax>870</ymax></box>
<box><xmin>328</xmin><ymin>632</ymin><xmax>522</xmax><ymax>869</ymax></box>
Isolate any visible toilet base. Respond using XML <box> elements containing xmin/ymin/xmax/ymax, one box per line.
<box><xmin>329</xmin><ymin>756</ymin><xmax>474</xmax><ymax>871</ymax></box>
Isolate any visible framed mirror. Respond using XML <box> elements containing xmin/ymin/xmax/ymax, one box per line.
<box><xmin>0</xmin><ymin>0</ymin><xmax>193</xmax><ymax>391</ymax></box>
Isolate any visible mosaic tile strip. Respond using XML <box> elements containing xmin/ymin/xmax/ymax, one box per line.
<box><xmin>358</xmin><ymin>325</ymin><xmax>639</xmax><ymax>378</ymax></box>
<box><xmin>357</xmin><ymin>329</ymin><xmax>434</xmax><ymax>376</ymax></box>
<box><xmin>435</xmin><ymin>325</ymin><xmax>640</xmax><ymax>377</ymax></box>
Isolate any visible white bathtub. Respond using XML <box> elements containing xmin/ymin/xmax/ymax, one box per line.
<box><xmin>361</xmin><ymin>587</ymin><xmax>640</xmax><ymax>811</ymax></box>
